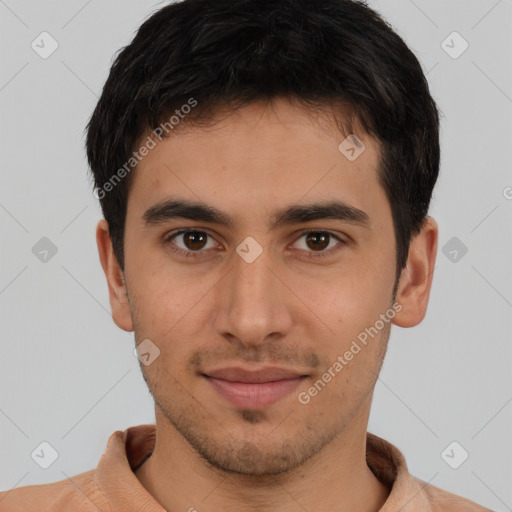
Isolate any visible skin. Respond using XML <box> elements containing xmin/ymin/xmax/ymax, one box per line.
<box><xmin>97</xmin><ymin>97</ymin><xmax>438</xmax><ymax>512</ymax></box>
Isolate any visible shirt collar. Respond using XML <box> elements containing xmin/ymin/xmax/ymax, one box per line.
<box><xmin>95</xmin><ymin>424</ymin><xmax>433</xmax><ymax>512</ymax></box>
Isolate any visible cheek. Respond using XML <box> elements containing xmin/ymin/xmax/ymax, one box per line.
<box><xmin>295</xmin><ymin>259</ymin><xmax>395</xmax><ymax>379</ymax></box>
<box><xmin>128</xmin><ymin>265</ymin><xmax>219</xmax><ymax>357</ymax></box>
<box><xmin>303</xmin><ymin>260</ymin><xmax>393</xmax><ymax>334</ymax></box>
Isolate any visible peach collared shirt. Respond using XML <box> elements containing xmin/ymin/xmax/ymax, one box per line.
<box><xmin>0</xmin><ymin>425</ymin><xmax>493</xmax><ymax>511</ymax></box>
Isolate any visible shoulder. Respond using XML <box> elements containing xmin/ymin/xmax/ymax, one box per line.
<box><xmin>0</xmin><ymin>469</ymin><xmax>109</xmax><ymax>511</ymax></box>
<box><xmin>412</xmin><ymin>475</ymin><xmax>494</xmax><ymax>512</ymax></box>
<box><xmin>365</xmin><ymin>432</ymin><xmax>494</xmax><ymax>512</ymax></box>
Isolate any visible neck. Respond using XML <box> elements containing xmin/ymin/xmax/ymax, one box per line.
<box><xmin>135</xmin><ymin>405</ymin><xmax>389</xmax><ymax>512</ymax></box>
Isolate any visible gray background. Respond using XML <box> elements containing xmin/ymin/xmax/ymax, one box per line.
<box><xmin>0</xmin><ymin>0</ymin><xmax>511</xmax><ymax>510</ymax></box>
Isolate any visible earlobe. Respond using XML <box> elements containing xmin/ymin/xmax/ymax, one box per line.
<box><xmin>96</xmin><ymin>219</ymin><xmax>134</xmax><ymax>332</ymax></box>
<box><xmin>392</xmin><ymin>216</ymin><xmax>438</xmax><ymax>328</ymax></box>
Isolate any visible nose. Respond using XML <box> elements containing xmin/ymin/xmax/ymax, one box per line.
<box><xmin>214</xmin><ymin>244</ymin><xmax>293</xmax><ymax>348</ymax></box>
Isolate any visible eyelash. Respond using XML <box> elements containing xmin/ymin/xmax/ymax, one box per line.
<box><xmin>163</xmin><ymin>229</ymin><xmax>347</xmax><ymax>259</ymax></box>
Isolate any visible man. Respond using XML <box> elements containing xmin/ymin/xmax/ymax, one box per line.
<box><xmin>0</xmin><ymin>0</ymin><xmax>493</xmax><ymax>510</ymax></box>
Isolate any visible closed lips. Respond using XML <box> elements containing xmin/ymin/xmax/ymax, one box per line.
<box><xmin>203</xmin><ymin>366</ymin><xmax>308</xmax><ymax>383</ymax></box>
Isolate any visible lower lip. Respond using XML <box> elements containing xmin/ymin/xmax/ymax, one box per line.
<box><xmin>205</xmin><ymin>376</ymin><xmax>306</xmax><ymax>410</ymax></box>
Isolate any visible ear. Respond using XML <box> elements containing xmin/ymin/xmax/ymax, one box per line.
<box><xmin>96</xmin><ymin>219</ymin><xmax>134</xmax><ymax>332</ymax></box>
<box><xmin>392</xmin><ymin>216</ymin><xmax>438</xmax><ymax>328</ymax></box>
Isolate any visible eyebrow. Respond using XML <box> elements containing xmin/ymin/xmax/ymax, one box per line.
<box><xmin>142</xmin><ymin>198</ymin><xmax>371</xmax><ymax>230</ymax></box>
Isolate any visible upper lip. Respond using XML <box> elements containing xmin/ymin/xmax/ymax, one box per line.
<box><xmin>203</xmin><ymin>366</ymin><xmax>307</xmax><ymax>383</ymax></box>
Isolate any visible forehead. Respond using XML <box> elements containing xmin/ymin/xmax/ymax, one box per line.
<box><xmin>126</xmin><ymin>98</ymin><xmax>386</xmax><ymax>228</ymax></box>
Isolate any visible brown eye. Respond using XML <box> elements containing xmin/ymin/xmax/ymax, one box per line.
<box><xmin>181</xmin><ymin>231</ymin><xmax>208</xmax><ymax>250</ymax></box>
<box><xmin>164</xmin><ymin>229</ymin><xmax>217</xmax><ymax>257</ymax></box>
<box><xmin>304</xmin><ymin>232</ymin><xmax>330</xmax><ymax>251</ymax></box>
<box><xmin>292</xmin><ymin>231</ymin><xmax>346</xmax><ymax>258</ymax></box>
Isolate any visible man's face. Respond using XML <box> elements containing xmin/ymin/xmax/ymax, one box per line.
<box><xmin>119</xmin><ymin>98</ymin><xmax>398</xmax><ymax>475</ymax></box>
